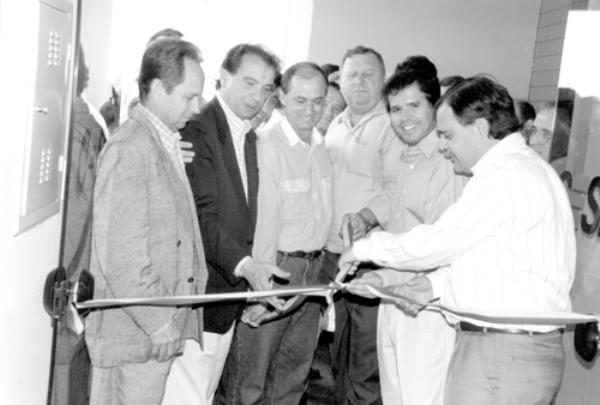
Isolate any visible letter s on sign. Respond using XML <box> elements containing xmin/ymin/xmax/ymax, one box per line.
<box><xmin>581</xmin><ymin>176</ymin><xmax>600</xmax><ymax>236</ymax></box>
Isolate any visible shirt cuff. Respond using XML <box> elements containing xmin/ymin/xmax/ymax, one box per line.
<box><xmin>352</xmin><ymin>238</ymin><xmax>371</xmax><ymax>261</ymax></box>
<box><xmin>366</xmin><ymin>198</ymin><xmax>388</xmax><ymax>227</ymax></box>
<box><xmin>426</xmin><ymin>268</ymin><xmax>449</xmax><ymax>300</ymax></box>
<box><xmin>234</xmin><ymin>256</ymin><xmax>252</xmax><ymax>277</ymax></box>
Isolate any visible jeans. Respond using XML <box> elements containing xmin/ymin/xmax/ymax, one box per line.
<box><xmin>323</xmin><ymin>250</ymin><xmax>382</xmax><ymax>405</ymax></box>
<box><xmin>445</xmin><ymin>329</ymin><xmax>565</xmax><ymax>405</ymax></box>
<box><xmin>216</xmin><ymin>253</ymin><xmax>324</xmax><ymax>405</ymax></box>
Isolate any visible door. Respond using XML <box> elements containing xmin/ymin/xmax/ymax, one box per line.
<box><xmin>45</xmin><ymin>0</ymin><xmax>105</xmax><ymax>402</ymax></box>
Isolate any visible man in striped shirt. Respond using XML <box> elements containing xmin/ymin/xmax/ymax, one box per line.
<box><xmin>341</xmin><ymin>76</ymin><xmax>575</xmax><ymax>405</ymax></box>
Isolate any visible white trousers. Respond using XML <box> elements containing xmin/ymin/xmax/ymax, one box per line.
<box><xmin>162</xmin><ymin>325</ymin><xmax>234</xmax><ymax>405</ymax></box>
<box><xmin>377</xmin><ymin>303</ymin><xmax>455</xmax><ymax>405</ymax></box>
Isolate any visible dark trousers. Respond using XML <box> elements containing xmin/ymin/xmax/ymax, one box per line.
<box><xmin>216</xmin><ymin>254</ymin><xmax>323</xmax><ymax>405</ymax></box>
<box><xmin>322</xmin><ymin>250</ymin><xmax>382</xmax><ymax>405</ymax></box>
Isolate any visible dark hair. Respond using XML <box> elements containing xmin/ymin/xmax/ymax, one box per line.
<box><xmin>384</xmin><ymin>55</ymin><xmax>440</xmax><ymax>108</ymax></box>
<box><xmin>341</xmin><ymin>45</ymin><xmax>385</xmax><ymax>76</ymax></box>
<box><xmin>440</xmin><ymin>75</ymin><xmax>465</xmax><ymax>90</ymax></box>
<box><xmin>146</xmin><ymin>28</ymin><xmax>184</xmax><ymax>47</ymax></box>
<box><xmin>436</xmin><ymin>76</ymin><xmax>520</xmax><ymax>140</ymax></box>
<box><xmin>328</xmin><ymin>81</ymin><xmax>341</xmax><ymax>91</ymax></box>
<box><xmin>514</xmin><ymin>99</ymin><xmax>536</xmax><ymax>125</ymax></box>
<box><xmin>221</xmin><ymin>43</ymin><xmax>281</xmax><ymax>76</ymax></box>
<box><xmin>273</xmin><ymin>71</ymin><xmax>283</xmax><ymax>88</ymax></box>
<box><xmin>138</xmin><ymin>38</ymin><xmax>202</xmax><ymax>101</ymax></box>
<box><xmin>280</xmin><ymin>62</ymin><xmax>327</xmax><ymax>94</ymax></box>
<box><xmin>321</xmin><ymin>63</ymin><xmax>339</xmax><ymax>78</ymax></box>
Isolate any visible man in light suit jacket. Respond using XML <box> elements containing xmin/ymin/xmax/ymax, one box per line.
<box><xmin>85</xmin><ymin>38</ymin><xmax>208</xmax><ymax>405</ymax></box>
<box><xmin>181</xmin><ymin>43</ymin><xmax>288</xmax><ymax>404</ymax></box>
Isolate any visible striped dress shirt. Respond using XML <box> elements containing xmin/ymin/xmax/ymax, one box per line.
<box><xmin>137</xmin><ymin>104</ymin><xmax>187</xmax><ymax>183</ymax></box>
<box><xmin>353</xmin><ymin>133</ymin><xmax>576</xmax><ymax>332</ymax></box>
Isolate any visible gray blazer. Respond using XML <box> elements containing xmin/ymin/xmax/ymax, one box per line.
<box><xmin>85</xmin><ymin>105</ymin><xmax>207</xmax><ymax>368</ymax></box>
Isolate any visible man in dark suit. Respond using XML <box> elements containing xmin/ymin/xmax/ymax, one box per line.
<box><xmin>181</xmin><ymin>43</ymin><xmax>286</xmax><ymax>403</ymax></box>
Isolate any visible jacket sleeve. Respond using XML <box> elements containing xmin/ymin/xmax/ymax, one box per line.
<box><xmin>93</xmin><ymin>140</ymin><xmax>176</xmax><ymax>334</ymax></box>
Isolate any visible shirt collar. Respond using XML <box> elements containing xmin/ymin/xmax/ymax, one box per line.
<box><xmin>415</xmin><ymin>129</ymin><xmax>440</xmax><ymax>158</ymax></box>
<box><xmin>136</xmin><ymin>103</ymin><xmax>181</xmax><ymax>142</ymax></box>
<box><xmin>336</xmin><ymin>99</ymin><xmax>388</xmax><ymax>128</ymax></box>
<box><xmin>216</xmin><ymin>92</ymin><xmax>252</xmax><ymax>136</ymax></box>
<box><xmin>398</xmin><ymin>130</ymin><xmax>440</xmax><ymax>162</ymax></box>
<box><xmin>471</xmin><ymin>132</ymin><xmax>525</xmax><ymax>175</ymax></box>
<box><xmin>280</xmin><ymin>117</ymin><xmax>323</xmax><ymax>148</ymax></box>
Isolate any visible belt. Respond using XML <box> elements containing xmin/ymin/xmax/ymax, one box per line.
<box><xmin>322</xmin><ymin>248</ymin><xmax>340</xmax><ymax>258</ymax></box>
<box><xmin>456</xmin><ymin>321</ymin><xmax>561</xmax><ymax>336</ymax></box>
<box><xmin>279</xmin><ymin>250</ymin><xmax>323</xmax><ymax>261</ymax></box>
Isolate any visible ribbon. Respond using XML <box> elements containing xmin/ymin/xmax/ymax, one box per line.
<box><xmin>365</xmin><ymin>285</ymin><xmax>600</xmax><ymax>326</ymax></box>
<box><xmin>75</xmin><ymin>284</ymin><xmax>337</xmax><ymax>310</ymax></box>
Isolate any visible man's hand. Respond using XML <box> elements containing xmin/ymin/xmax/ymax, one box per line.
<box><xmin>345</xmin><ymin>271</ymin><xmax>385</xmax><ymax>298</ymax></box>
<box><xmin>239</xmin><ymin>258</ymin><xmax>290</xmax><ymax>310</ymax></box>
<box><xmin>150</xmin><ymin>321</ymin><xmax>183</xmax><ymax>362</ymax></box>
<box><xmin>340</xmin><ymin>209</ymin><xmax>377</xmax><ymax>241</ymax></box>
<box><xmin>337</xmin><ymin>246</ymin><xmax>360</xmax><ymax>278</ymax></box>
<box><xmin>341</xmin><ymin>213</ymin><xmax>368</xmax><ymax>241</ymax></box>
<box><xmin>389</xmin><ymin>276</ymin><xmax>433</xmax><ymax>317</ymax></box>
<box><xmin>241</xmin><ymin>303</ymin><xmax>269</xmax><ymax>327</ymax></box>
<box><xmin>241</xmin><ymin>296</ymin><xmax>301</xmax><ymax>326</ymax></box>
<box><xmin>180</xmin><ymin>141</ymin><xmax>195</xmax><ymax>164</ymax></box>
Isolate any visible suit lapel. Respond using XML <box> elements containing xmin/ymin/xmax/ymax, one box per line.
<box><xmin>132</xmin><ymin>107</ymin><xmax>197</xmax><ymax>241</ymax></box>
<box><xmin>245</xmin><ymin>129</ymin><xmax>258</xmax><ymax>229</ymax></box>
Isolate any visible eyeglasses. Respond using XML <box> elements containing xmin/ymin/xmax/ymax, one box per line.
<box><xmin>523</xmin><ymin>126</ymin><xmax>552</xmax><ymax>144</ymax></box>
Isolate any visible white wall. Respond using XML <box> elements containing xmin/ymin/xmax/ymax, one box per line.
<box><xmin>79</xmin><ymin>0</ymin><xmax>114</xmax><ymax>109</ymax></box>
<box><xmin>0</xmin><ymin>1</ymin><xmax>67</xmax><ymax>404</ymax></box>
<box><xmin>93</xmin><ymin>0</ymin><xmax>313</xmax><ymax>119</ymax></box>
<box><xmin>309</xmin><ymin>0</ymin><xmax>541</xmax><ymax>99</ymax></box>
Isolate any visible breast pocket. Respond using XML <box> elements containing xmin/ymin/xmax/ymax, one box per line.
<box><xmin>281</xmin><ymin>178</ymin><xmax>311</xmax><ymax>220</ymax></box>
<box><xmin>282</xmin><ymin>178</ymin><xmax>310</xmax><ymax>193</ymax></box>
<box><xmin>346</xmin><ymin>143</ymin><xmax>373</xmax><ymax>176</ymax></box>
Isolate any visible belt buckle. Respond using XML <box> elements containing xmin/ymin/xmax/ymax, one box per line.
<box><xmin>305</xmin><ymin>249</ymin><xmax>322</xmax><ymax>261</ymax></box>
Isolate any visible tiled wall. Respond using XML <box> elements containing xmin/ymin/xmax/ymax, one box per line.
<box><xmin>528</xmin><ymin>0</ymin><xmax>589</xmax><ymax>104</ymax></box>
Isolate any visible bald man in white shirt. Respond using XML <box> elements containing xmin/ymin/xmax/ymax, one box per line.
<box><xmin>324</xmin><ymin>46</ymin><xmax>404</xmax><ymax>405</ymax></box>
<box><xmin>227</xmin><ymin>61</ymin><xmax>333</xmax><ymax>405</ymax></box>
<box><xmin>341</xmin><ymin>76</ymin><xmax>575</xmax><ymax>405</ymax></box>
